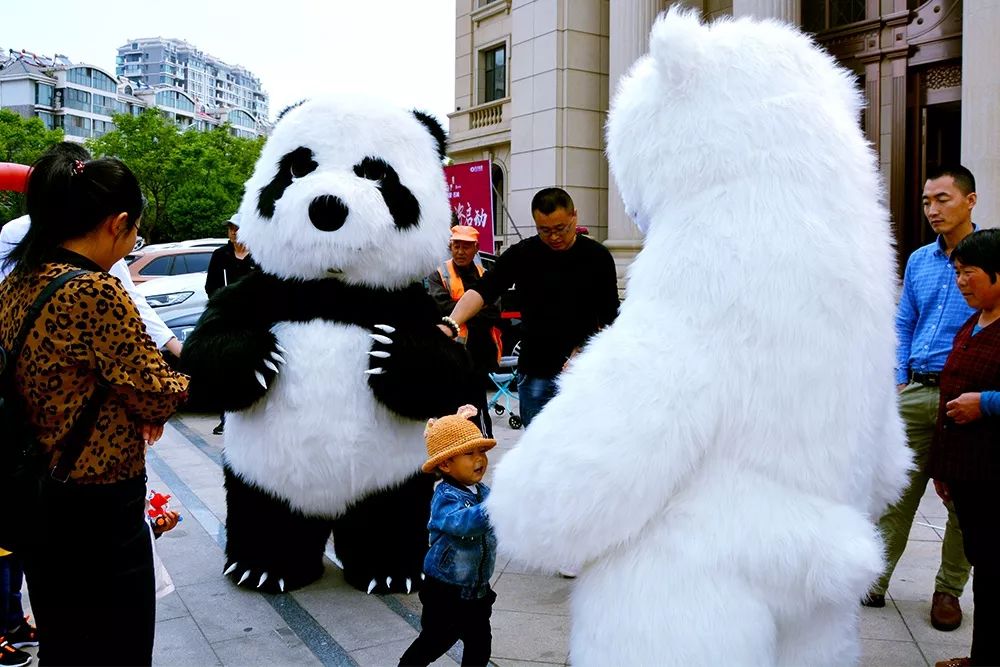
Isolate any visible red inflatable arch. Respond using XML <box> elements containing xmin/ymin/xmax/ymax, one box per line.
<box><xmin>0</xmin><ymin>163</ymin><xmax>31</xmax><ymax>193</ymax></box>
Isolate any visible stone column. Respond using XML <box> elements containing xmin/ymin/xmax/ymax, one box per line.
<box><xmin>732</xmin><ymin>0</ymin><xmax>800</xmax><ymax>24</ymax></box>
<box><xmin>961</xmin><ymin>0</ymin><xmax>1000</xmax><ymax>229</ymax></box>
<box><xmin>605</xmin><ymin>0</ymin><xmax>662</xmax><ymax>294</ymax></box>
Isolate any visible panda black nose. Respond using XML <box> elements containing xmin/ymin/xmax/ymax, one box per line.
<box><xmin>309</xmin><ymin>195</ymin><xmax>348</xmax><ymax>232</ymax></box>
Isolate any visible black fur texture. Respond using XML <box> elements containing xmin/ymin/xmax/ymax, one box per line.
<box><xmin>222</xmin><ymin>465</ymin><xmax>434</xmax><ymax>595</ymax></box>
<box><xmin>332</xmin><ymin>472</ymin><xmax>435</xmax><ymax>594</ymax></box>
<box><xmin>257</xmin><ymin>146</ymin><xmax>318</xmax><ymax>219</ymax></box>
<box><xmin>222</xmin><ymin>464</ymin><xmax>331</xmax><ymax>593</ymax></box>
<box><xmin>353</xmin><ymin>157</ymin><xmax>421</xmax><ymax>230</ymax></box>
<box><xmin>182</xmin><ymin>271</ymin><xmax>479</xmax><ymax>417</ymax></box>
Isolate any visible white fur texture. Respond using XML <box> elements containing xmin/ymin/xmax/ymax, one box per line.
<box><xmin>485</xmin><ymin>10</ymin><xmax>912</xmax><ymax>667</ymax></box>
<box><xmin>225</xmin><ymin>320</ymin><xmax>425</xmax><ymax>516</ymax></box>
<box><xmin>236</xmin><ymin>96</ymin><xmax>451</xmax><ymax>288</ymax></box>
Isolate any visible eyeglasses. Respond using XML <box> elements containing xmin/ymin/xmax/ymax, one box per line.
<box><xmin>536</xmin><ymin>223</ymin><xmax>573</xmax><ymax>237</ymax></box>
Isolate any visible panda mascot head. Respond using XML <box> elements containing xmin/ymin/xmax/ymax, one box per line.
<box><xmin>236</xmin><ymin>96</ymin><xmax>450</xmax><ymax>288</ymax></box>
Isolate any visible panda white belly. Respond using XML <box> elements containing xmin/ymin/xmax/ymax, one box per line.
<box><xmin>223</xmin><ymin>319</ymin><xmax>425</xmax><ymax>517</ymax></box>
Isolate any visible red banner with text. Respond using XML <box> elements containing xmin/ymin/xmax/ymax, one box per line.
<box><xmin>444</xmin><ymin>159</ymin><xmax>494</xmax><ymax>254</ymax></box>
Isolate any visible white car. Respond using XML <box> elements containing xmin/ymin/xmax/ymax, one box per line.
<box><xmin>136</xmin><ymin>271</ymin><xmax>208</xmax><ymax>325</ymax></box>
<box><xmin>138</xmin><ymin>237</ymin><xmax>228</xmax><ymax>252</ymax></box>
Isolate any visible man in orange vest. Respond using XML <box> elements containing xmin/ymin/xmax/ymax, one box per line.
<box><xmin>426</xmin><ymin>225</ymin><xmax>502</xmax><ymax>436</ymax></box>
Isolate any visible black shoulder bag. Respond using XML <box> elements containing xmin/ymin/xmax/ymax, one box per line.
<box><xmin>0</xmin><ymin>270</ymin><xmax>110</xmax><ymax>552</ymax></box>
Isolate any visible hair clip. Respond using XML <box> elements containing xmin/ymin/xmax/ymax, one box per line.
<box><xmin>72</xmin><ymin>160</ymin><xmax>86</xmax><ymax>176</ymax></box>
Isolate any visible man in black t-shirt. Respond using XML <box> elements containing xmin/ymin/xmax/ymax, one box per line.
<box><xmin>441</xmin><ymin>188</ymin><xmax>619</xmax><ymax>427</ymax></box>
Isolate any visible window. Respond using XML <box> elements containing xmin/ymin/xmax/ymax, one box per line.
<box><xmin>139</xmin><ymin>256</ymin><xmax>174</xmax><ymax>276</ymax></box>
<box><xmin>64</xmin><ymin>115</ymin><xmax>91</xmax><ymax>137</ymax></box>
<box><xmin>35</xmin><ymin>83</ymin><xmax>54</xmax><ymax>107</ymax></box>
<box><xmin>803</xmin><ymin>0</ymin><xmax>866</xmax><ymax>31</ymax></box>
<box><xmin>180</xmin><ymin>253</ymin><xmax>212</xmax><ymax>273</ymax></box>
<box><xmin>480</xmin><ymin>46</ymin><xmax>506</xmax><ymax>104</ymax></box>
<box><xmin>93</xmin><ymin>94</ymin><xmax>116</xmax><ymax>117</ymax></box>
<box><xmin>64</xmin><ymin>89</ymin><xmax>91</xmax><ymax>112</ymax></box>
<box><xmin>37</xmin><ymin>112</ymin><xmax>55</xmax><ymax>130</ymax></box>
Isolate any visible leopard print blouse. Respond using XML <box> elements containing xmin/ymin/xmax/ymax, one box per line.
<box><xmin>0</xmin><ymin>257</ymin><xmax>189</xmax><ymax>484</ymax></box>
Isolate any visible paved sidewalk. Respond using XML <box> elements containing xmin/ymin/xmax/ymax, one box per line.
<box><xmin>18</xmin><ymin>406</ymin><xmax>973</xmax><ymax>666</ymax></box>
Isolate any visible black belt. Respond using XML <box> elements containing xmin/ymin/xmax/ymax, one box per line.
<box><xmin>909</xmin><ymin>371</ymin><xmax>941</xmax><ymax>387</ymax></box>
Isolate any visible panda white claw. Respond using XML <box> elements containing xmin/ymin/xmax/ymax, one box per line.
<box><xmin>365</xmin><ymin>368</ymin><xmax>385</xmax><ymax>376</ymax></box>
<box><xmin>405</xmin><ymin>578</ymin><xmax>412</xmax><ymax>594</ymax></box>
<box><xmin>386</xmin><ymin>576</ymin><xmax>392</xmax><ymax>588</ymax></box>
<box><xmin>238</xmin><ymin>570</ymin><xmax>251</xmax><ymax>586</ymax></box>
<box><xmin>421</xmin><ymin>573</ymin><xmax>425</xmax><ymax>580</ymax></box>
<box><xmin>274</xmin><ymin>343</ymin><xmax>288</xmax><ymax>355</ymax></box>
<box><xmin>224</xmin><ymin>562</ymin><xmax>238</xmax><ymax>576</ymax></box>
<box><xmin>264</xmin><ymin>360</ymin><xmax>279</xmax><ymax>373</ymax></box>
<box><xmin>369</xmin><ymin>351</ymin><xmax>390</xmax><ymax>359</ymax></box>
<box><xmin>374</xmin><ymin>324</ymin><xmax>396</xmax><ymax>334</ymax></box>
<box><xmin>270</xmin><ymin>352</ymin><xmax>285</xmax><ymax>364</ymax></box>
<box><xmin>258</xmin><ymin>572</ymin><xmax>269</xmax><ymax>588</ymax></box>
<box><xmin>369</xmin><ymin>334</ymin><xmax>392</xmax><ymax>345</ymax></box>
<box><xmin>254</xmin><ymin>371</ymin><xmax>268</xmax><ymax>389</ymax></box>
<box><xmin>279</xmin><ymin>578</ymin><xmax>286</xmax><ymax>593</ymax></box>
<box><xmin>367</xmin><ymin>579</ymin><xmax>377</xmax><ymax>594</ymax></box>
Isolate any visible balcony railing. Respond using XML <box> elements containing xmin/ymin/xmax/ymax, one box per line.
<box><xmin>469</xmin><ymin>99</ymin><xmax>504</xmax><ymax>130</ymax></box>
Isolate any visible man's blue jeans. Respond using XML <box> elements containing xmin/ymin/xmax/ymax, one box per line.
<box><xmin>0</xmin><ymin>554</ymin><xmax>25</xmax><ymax>633</ymax></box>
<box><xmin>517</xmin><ymin>375</ymin><xmax>559</xmax><ymax>427</ymax></box>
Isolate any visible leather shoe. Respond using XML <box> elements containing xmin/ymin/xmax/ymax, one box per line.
<box><xmin>934</xmin><ymin>658</ymin><xmax>970</xmax><ymax>667</ymax></box>
<box><xmin>931</xmin><ymin>591</ymin><xmax>962</xmax><ymax>631</ymax></box>
<box><xmin>861</xmin><ymin>593</ymin><xmax>885</xmax><ymax>608</ymax></box>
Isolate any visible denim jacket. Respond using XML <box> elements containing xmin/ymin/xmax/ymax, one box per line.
<box><xmin>423</xmin><ymin>477</ymin><xmax>497</xmax><ymax>599</ymax></box>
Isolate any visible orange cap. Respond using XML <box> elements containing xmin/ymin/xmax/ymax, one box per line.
<box><xmin>450</xmin><ymin>225</ymin><xmax>479</xmax><ymax>243</ymax></box>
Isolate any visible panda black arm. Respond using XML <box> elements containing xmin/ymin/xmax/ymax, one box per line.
<box><xmin>367</xmin><ymin>287</ymin><xmax>480</xmax><ymax>420</ymax></box>
<box><xmin>181</xmin><ymin>272</ymin><xmax>286</xmax><ymax>412</ymax></box>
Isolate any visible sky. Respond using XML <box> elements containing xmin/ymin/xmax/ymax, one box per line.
<box><xmin>1</xmin><ymin>0</ymin><xmax>457</xmax><ymax>125</ymax></box>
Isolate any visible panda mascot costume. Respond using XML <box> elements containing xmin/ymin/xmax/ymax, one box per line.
<box><xmin>182</xmin><ymin>97</ymin><xmax>478</xmax><ymax>595</ymax></box>
<box><xmin>485</xmin><ymin>10</ymin><xmax>912</xmax><ymax>667</ymax></box>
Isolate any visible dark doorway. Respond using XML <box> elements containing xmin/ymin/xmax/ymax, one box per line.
<box><xmin>902</xmin><ymin>100</ymin><xmax>962</xmax><ymax>262</ymax></box>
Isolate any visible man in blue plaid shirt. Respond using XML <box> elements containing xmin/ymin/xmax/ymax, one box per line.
<box><xmin>863</xmin><ymin>165</ymin><xmax>978</xmax><ymax>632</ymax></box>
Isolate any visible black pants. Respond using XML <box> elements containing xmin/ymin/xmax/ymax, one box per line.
<box><xmin>399</xmin><ymin>577</ymin><xmax>496</xmax><ymax>667</ymax></box>
<box><xmin>24</xmin><ymin>475</ymin><xmax>154</xmax><ymax>666</ymax></box>
<box><xmin>949</xmin><ymin>480</ymin><xmax>999</xmax><ymax>666</ymax></box>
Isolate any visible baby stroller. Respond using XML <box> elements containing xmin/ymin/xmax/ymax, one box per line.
<box><xmin>487</xmin><ymin>342</ymin><xmax>521</xmax><ymax>429</ymax></box>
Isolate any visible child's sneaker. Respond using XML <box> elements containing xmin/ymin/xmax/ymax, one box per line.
<box><xmin>0</xmin><ymin>639</ymin><xmax>31</xmax><ymax>667</ymax></box>
<box><xmin>7</xmin><ymin>618</ymin><xmax>37</xmax><ymax>648</ymax></box>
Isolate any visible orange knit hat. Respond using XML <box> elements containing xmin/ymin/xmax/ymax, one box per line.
<box><xmin>422</xmin><ymin>405</ymin><xmax>496</xmax><ymax>473</ymax></box>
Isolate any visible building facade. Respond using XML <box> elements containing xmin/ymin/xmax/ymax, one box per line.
<box><xmin>0</xmin><ymin>49</ymin><xmax>268</xmax><ymax>143</ymax></box>
<box><xmin>449</xmin><ymin>0</ymin><xmax>998</xmax><ymax>280</ymax></box>
<box><xmin>116</xmin><ymin>38</ymin><xmax>269</xmax><ymax>124</ymax></box>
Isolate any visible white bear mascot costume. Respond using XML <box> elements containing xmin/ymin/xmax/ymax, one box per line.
<box><xmin>485</xmin><ymin>9</ymin><xmax>912</xmax><ymax>667</ymax></box>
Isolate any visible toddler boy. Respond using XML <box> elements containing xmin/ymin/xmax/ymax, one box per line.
<box><xmin>399</xmin><ymin>405</ymin><xmax>497</xmax><ymax>667</ymax></box>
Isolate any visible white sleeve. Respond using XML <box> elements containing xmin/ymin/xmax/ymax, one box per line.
<box><xmin>109</xmin><ymin>261</ymin><xmax>175</xmax><ymax>349</ymax></box>
<box><xmin>0</xmin><ymin>216</ymin><xmax>30</xmax><ymax>283</ymax></box>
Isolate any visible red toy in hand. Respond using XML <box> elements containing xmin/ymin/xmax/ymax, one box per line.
<box><xmin>148</xmin><ymin>490</ymin><xmax>182</xmax><ymax>530</ymax></box>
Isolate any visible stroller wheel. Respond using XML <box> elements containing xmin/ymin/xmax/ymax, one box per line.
<box><xmin>494</xmin><ymin>404</ymin><xmax>505</xmax><ymax>415</ymax></box>
<box><xmin>509</xmin><ymin>415</ymin><xmax>522</xmax><ymax>429</ymax></box>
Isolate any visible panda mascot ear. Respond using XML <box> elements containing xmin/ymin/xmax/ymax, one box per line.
<box><xmin>277</xmin><ymin>100</ymin><xmax>307</xmax><ymax>123</ymax></box>
<box><xmin>411</xmin><ymin>110</ymin><xmax>448</xmax><ymax>160</ymax></box>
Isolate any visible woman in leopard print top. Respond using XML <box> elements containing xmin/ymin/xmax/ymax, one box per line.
<box><xmin>0</xmin><ymin>144</ymin><xmax>189</xmax><ymax>666</ymax></box>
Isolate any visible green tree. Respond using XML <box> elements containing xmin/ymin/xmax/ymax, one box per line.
<box><xmin>89</xmin><ymin>112</ymin><xmax>263</xmax><ymax>243</ymax></box>
<box><xmin>0</xmin><ymin>110</ymin><xmax>64</xmax><ymax>224</ymax></box>
<box><xmin>87</xmin><ymin>109</ymin><xmax>180</xmax><ymax>242</ymax></box>
<box><xmin>161</xmin><ymin>126</ymin><xmax>264</xmax><ymax>240</ymax></box>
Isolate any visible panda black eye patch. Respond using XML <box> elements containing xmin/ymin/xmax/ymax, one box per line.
<box><xmin>352</xmin><ymin>157</ymin><xmax>421</xmax><ymax>230</ymax></box>
<box><xmin>257</xmin><ymin>146</ymin><xmax>318</xmax><ymax>219</ymax></box>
